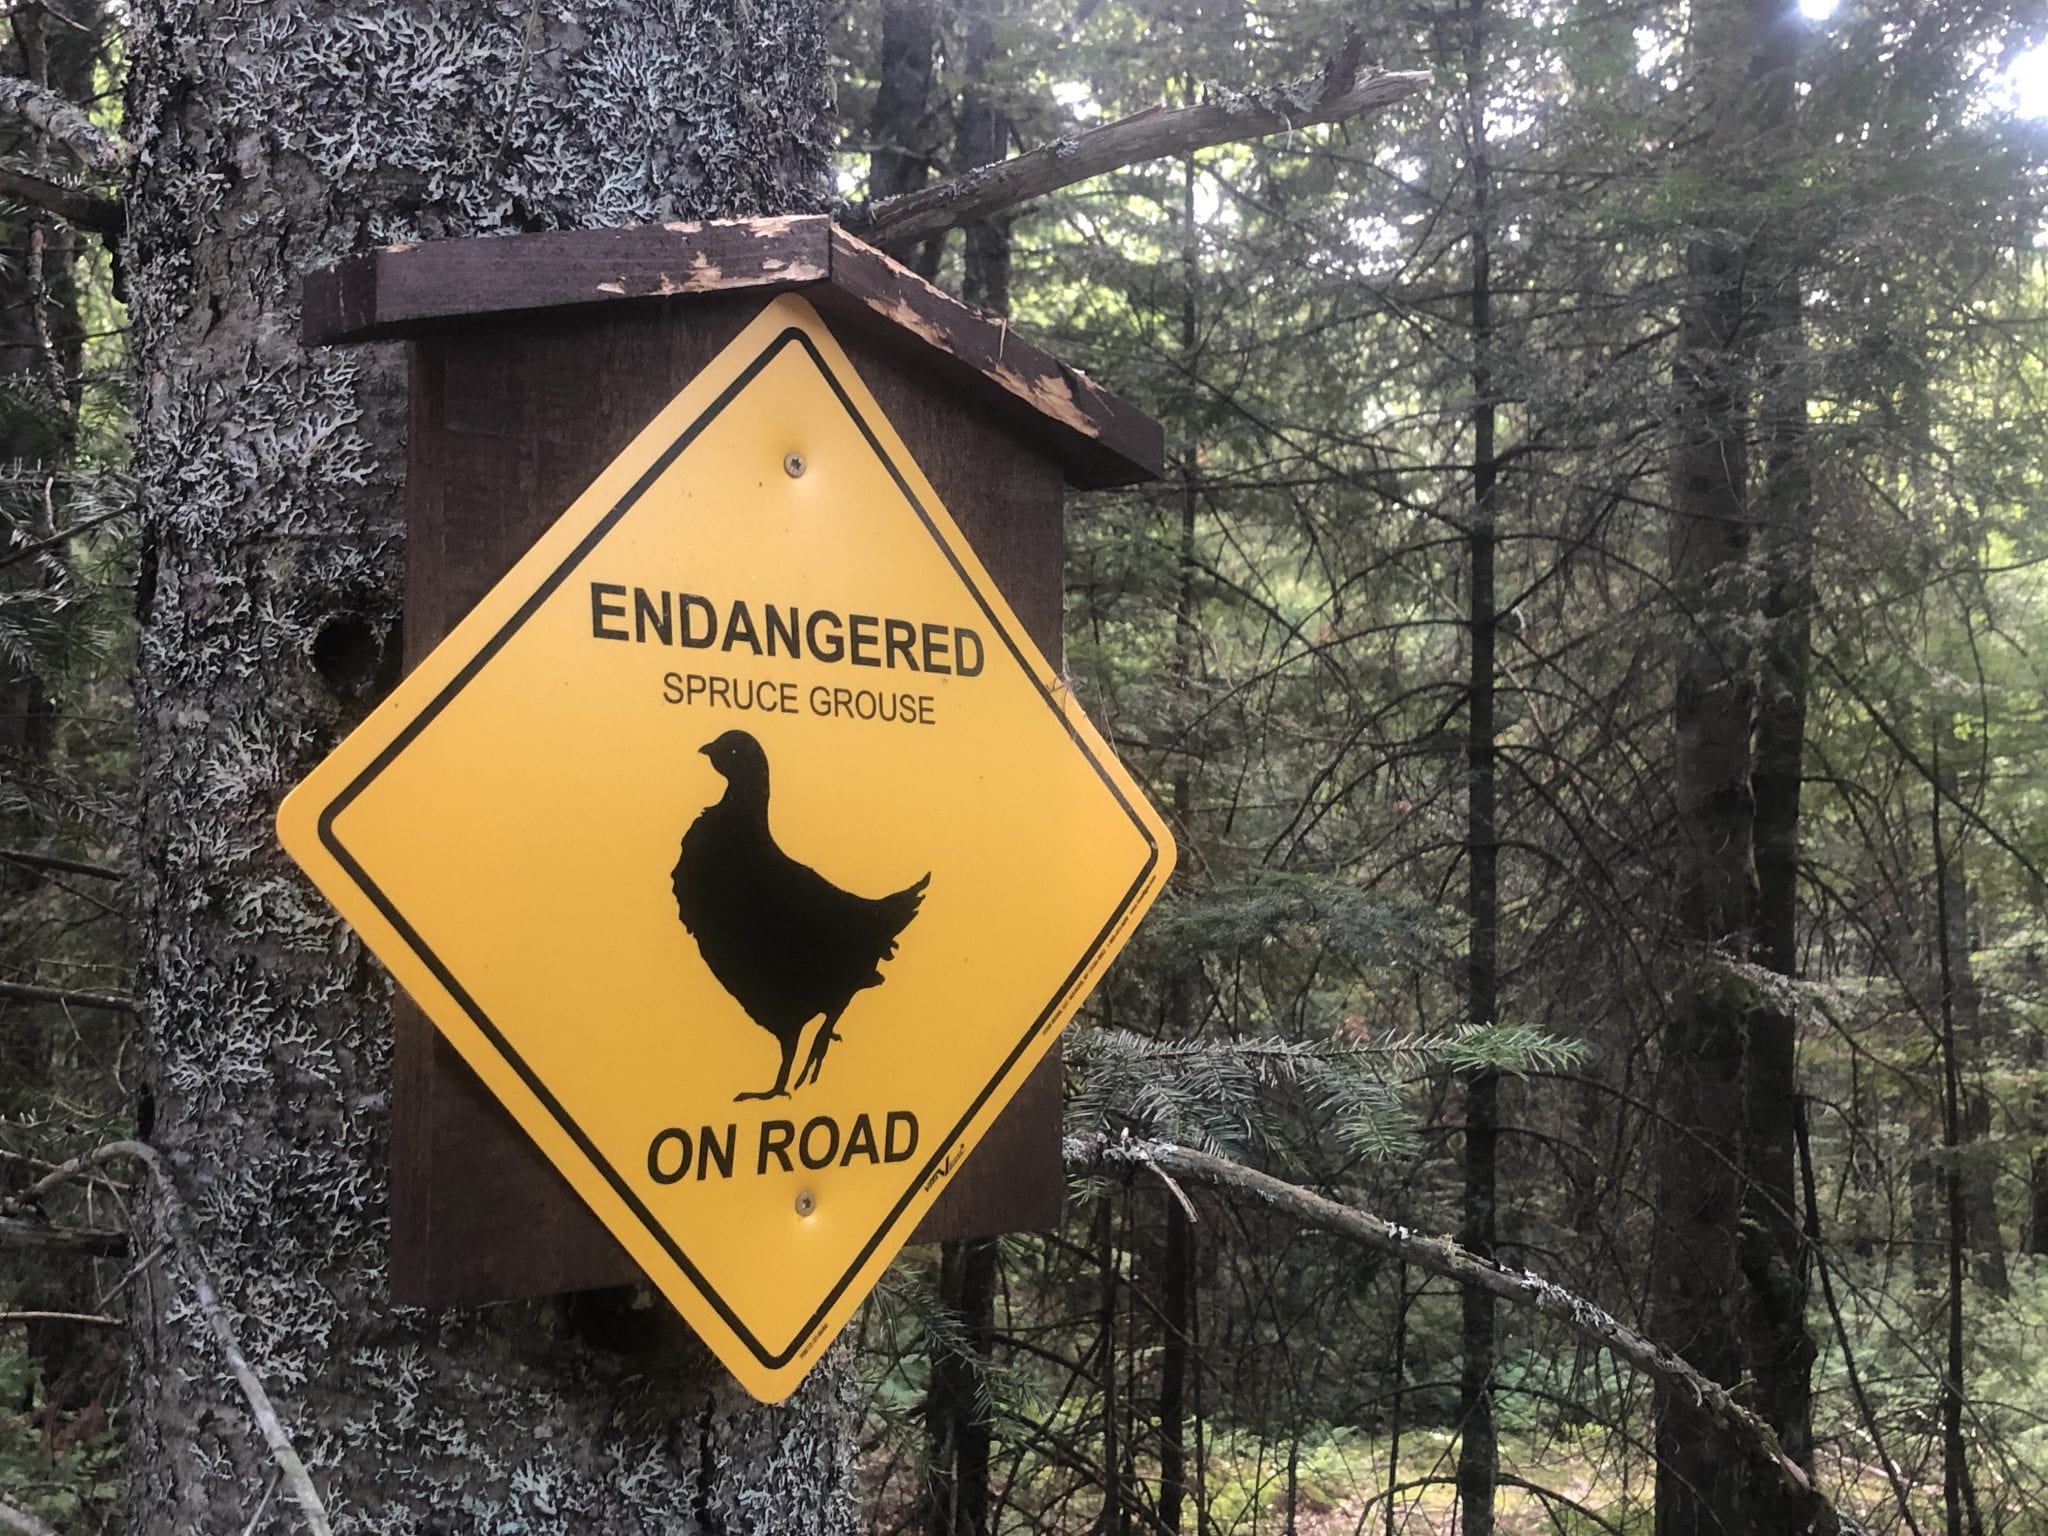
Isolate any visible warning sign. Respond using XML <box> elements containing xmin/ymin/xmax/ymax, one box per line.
<box><xmin>277</xmin><ymin>295</ymin><xmax>1175</xmax><ymax>1402</ymax></box>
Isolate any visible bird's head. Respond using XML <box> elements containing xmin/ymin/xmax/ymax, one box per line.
<box><xmin>699</xmin><ymin>729</ymin><xmax>770</xmax><ymax>794</ymax></box>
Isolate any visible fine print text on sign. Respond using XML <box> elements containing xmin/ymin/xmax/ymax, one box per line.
<box><xmin>278</xmin><ymin>295</ymin><xmax>1176</xmax><ymax>1402</ymax></box>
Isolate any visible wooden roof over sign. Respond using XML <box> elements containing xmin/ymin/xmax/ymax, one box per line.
<box><xmin>302</xmin><ymin>215</ymin><xmax>1164</xmax><ymax>491</ymax></box>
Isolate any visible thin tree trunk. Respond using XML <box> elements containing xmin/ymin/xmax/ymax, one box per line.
<box><xmin>123</xmin><ymin>1</ymin><xmax>854</xmax><ymax>1528</ymax></box>
<box><xmin>1384</xmin><ymin>1262</ymin><xmax>1409</xmax><ymax>1536</ymax></box>
<box><xmin>1098</xmin><ymin>1193</ymin><xmax>1125</xmax><ymax>1536</ymax></box>
<box><xmin>1158</xmin><ymin>1202</ymin><xmax>1193</xmax><ymax>1534</ymax></box>
<box><xmin>1934</xmin><ymin>815</ymin><xmax>2008</xmax><ymax>1295</ymax></box>
<box><xmin>1931</xmin><ymin>751</ymin><xmax>1986</xmax><ymax>1536</ymax></box>
<box><xmin>924</xmin><ymin>1238</ymin><xmax>997</xmax><ymax>1536</ymax></box>
<box><xmin>1455</xmin><ymin>1</ymin><xmax>1500</xmax><ymax>1531</ymax></box>
<box><xmin>918</xmin><ymin>66</ymin><xmax>1019</xmax><ymax>1519</ymax></box>
<box><xmin>1912</xmin><ymin>1145</ymin><xmax>1944</xmax><ymax>1291</ymax></box>
<box><xmin>1961</xmin><ymin>1087</ymin><xmax>2007</xmax><ymax>1293</ymax></box>
<box><xmin>1155</xmin><ymin>138</ymin><xmax>1203</xmax><ymax>1536</ymax></box>
<box><xmin>2030</xmin><ymin>1145</ymin><xmax>2048</xmax><ymax>1256</ymax></box>
<box><xmin>2029</xmin><ymin>1007</ymin><xmax>2048</xmax><ymax>1255</ymax></box>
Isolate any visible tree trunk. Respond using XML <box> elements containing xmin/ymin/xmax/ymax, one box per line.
<box><xmin>867</xmin><ymin>0</ymin><xmax>945</xmax><ymax>280</ymax></box>
<box><xmin>2028</xmin><ymin>1015</ymin><xmax>2048</xmax><ymax>1256</ymax></box>
<box><xmin>1455</xmin><ymin>2</ymin><xmax>1501</xmax><ymax>1531</ymax></box>
<box><xmin>2030</xmin><ymin>1147</ymin><xmax>2048</xmax><ymax>1257</ymax></box>
<box><xmin>1933</xmin><ymin>815</ymin><xmax>2008</xmax><ymax>1296</ymax></box>
<box><xmin>923</xmin><ymin>1237</ymin><xmax>997</xmax><ymax>1536</ymax></box>
<box><xmin>1651</xmin><ymin>2</ymin><xmax>1814</xmax><ymax>1531</ymax></box>
<box><xmin>1747</xmin><ymin>67</ymin><xmax>1817</xmax><ymax>1472</ymax></box>
<box><xmin>917</xmin><ymin>60</ymin><xmax>1019</xmax><ymax>1519</ymax></box>
<box><xmin>1931</xmin><ymin>759</ymin><xmax>1987</xmax><ymax>1536</ymax></box>
<box><xmin>1912</xmin><ymin>1143</ymin><xmax>1944</xmax><ymax>1291</ymax></box>
<box><xmin>954</xmin><ymin>0</ymin><xmax>1012</xmax><ymax>314</ymax></box>
<box><xmin>123</xmin><ymin>3</ymin><xmax>853</xmax><ymax>1529</ymax></box>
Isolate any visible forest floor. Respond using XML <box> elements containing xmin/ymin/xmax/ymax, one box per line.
<box><xmin>1202</xmin><ymin>1426</ymin><xmax>1653</xmax><ymax>1535</ymax></box>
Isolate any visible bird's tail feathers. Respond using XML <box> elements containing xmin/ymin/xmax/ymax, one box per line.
<box><xmin>874</xmin><ymin>872</ymin><xmax>930</xmax><ymax>956</ymax></box>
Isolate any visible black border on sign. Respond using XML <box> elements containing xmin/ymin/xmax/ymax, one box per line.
<box><xmin>316</xmin><ymin>324</ymin><xmax>1163</xmax><ymax>1371</ymax></box>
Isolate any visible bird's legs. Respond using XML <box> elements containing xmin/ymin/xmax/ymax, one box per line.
<box><xmin>793</xmin><ymin>1006</ymin><xmax>847</xmax><ymax>1090</ymax></box>
<box><xmin>734</xmin><ymin>1032</ymin><xmax>799</xmax><ymax>1102</ymax></box>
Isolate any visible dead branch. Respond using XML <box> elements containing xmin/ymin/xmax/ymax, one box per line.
<box><xmin>0</xmin><ymin>1215</ymin><xmax>123</xmax><ymax>1254</ymax></box>
<box><xmin>0</xmin><ymin>165</ymin><xmax>120</xmax><ymax>232</ymax></box>
<box><xmin>0</xmin><ymin>75</ymin><xmax>128</xmax><ymax>174</ymax></box>
<box><xmin>1068</xmin><ymin>1132</ymin><xmax>1841</xmax><ymax>1536</ymax></box>
<box><xmin>841</xmin><ymin>35</ymin><xmax>1431</xmax><ymax>250</ymax></box>
<box><xmin>35</xmin><ymin>1141</ymin><xmax>333</xmax><ymax>1536</ymax></box>
<box><xmin>0</xmin><ymin>1308</ymin><xmax>119</xmax><ymax>1326</ymax></box>
<box><xmin>0</xmin><ymin>1497</ymin><xmax>60</xmax><ymax>1536</ymax></box>
<box><xmin>0</xmin><ymin>847</ymin><xmax>121</xmax><ymax>882</ymax></box>
<box><xmin>0</xmin><ymin>978</ymin><xmax>134</xmax><ymax>1013</ymax></box>
<box><xmin>0</xmin><ymin>504</ymin><xmax>132</xmax><ymax>572</ymax></box>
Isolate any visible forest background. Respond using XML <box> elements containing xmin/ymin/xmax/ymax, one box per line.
<box><xmin>1</xmin><ymin>0</ymin><xmax>2047</xmax><ymax>1532</ymax></box>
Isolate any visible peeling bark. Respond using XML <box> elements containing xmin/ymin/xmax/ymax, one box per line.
<box><xmin>122</xmin><ymin>0</ymin><xmax>853</xmax><ymax>1529</ymax></box>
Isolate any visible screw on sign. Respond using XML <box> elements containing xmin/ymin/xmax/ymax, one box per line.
<box><xmin>277</xmin><ymin>296</ymin><xmax>1176</xmax><ymax>1402</ymax></box>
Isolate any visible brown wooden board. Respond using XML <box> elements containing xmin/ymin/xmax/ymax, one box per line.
<box><xmin>304</xmin><ymin>218</ymin><xmax>1163</xmax><ymax>490</ymax></box>
<box><xmin>387</xmin><ymin>295</ymin><xmax>1071</xmax><ymax>1307</ymax></box>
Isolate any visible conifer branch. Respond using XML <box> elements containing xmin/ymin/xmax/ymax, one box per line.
<box><xmin>0</xmin><ymin>165</ymin><xmax>121</xmax><ymax>233</ymax></box>
<box><xmin>842</xmin><ymin>35</ymin><xmax>1430</xmax><ymax>250</ymax></box>
<box><xmin>1068</xmin><ymin>1132</ymin><xmax>1841</xmax><ymax>1536</ymax></box>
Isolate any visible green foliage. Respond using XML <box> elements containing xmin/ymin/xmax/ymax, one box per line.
<box><xmin>0</xmin><ymin>1343</ymin><xmax>119</xmax><ymax>1533</ymax></box>
<box><xmin>1067</xmin><ymin>1023</ymin><xmax>1587</xmax><ymax>1167</ymax></box>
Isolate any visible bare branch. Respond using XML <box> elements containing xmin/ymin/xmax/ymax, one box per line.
<box><xmin>0</xmin><ymin>978</ymin><xmax>134</xmax><ymax>1013</ymax></box>
<box><xmin>51</xmin><ymin>1142</ymin><xmax>333</xmax><ymax>1536</ymax></box>
<box><xmin>0</xmin><ymin>1214</ymin><xmax>123</xmax><ymax>1254</ymax></box>
<box><xmin>0</xmin><ymin>165</ymin><xmax>120</xmax><ymax>232</ymax></box>
<box><xmin>0</xmin><ymin>1308</ymin><xmax>120</xmax><ymax>1326</ymax></box>
<box><xmin>1068</xmin><ymin>1132</ymin><xmax>1841</xmax><ymax>1536</ymax></box>
<box><xmin>0</xmin><ymin>74</ymin><xmax>128</xmax><ymax>174</ymax></box>
<box><xmin>0</xmin><ymin>847</ymin><xmax>121</xmax><ymax>882</ymax></box>
<box><xmin>842</xmin><ymin>38</ymin><xmax>1431</xmax><ymax>250</ymax></box>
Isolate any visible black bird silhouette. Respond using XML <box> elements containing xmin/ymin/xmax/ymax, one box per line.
<box><xmin>672</xmin><ymin>729</ymin><xmax>929</xmax><ymax>1101</ymax></box>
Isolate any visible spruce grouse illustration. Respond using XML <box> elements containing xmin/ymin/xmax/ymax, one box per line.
<box><xmin>672</xmin><ymin>729</ymin><xmax>930</xmax><ymax>1101</ymax></box>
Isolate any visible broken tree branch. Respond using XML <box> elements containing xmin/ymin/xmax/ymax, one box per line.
<box><xmin>841</xmin><ymin>36</ymin><xmax>1430</xmax><ymax>250</ymax></box>
<box><xmin>0</xmin><ymin>165</ymin><xmax>120</xmax><ymax>232</ymax></box>
<box><xmin>0</xmin><ymin>1214</ymin><xmax>123</xmax><ymax>1254</ymax></box>
<box><xmin>0</xmin><ymin>75</ymin><xmax>128</xmax><ymax>174</ymax></box>
<box><xmin>0</xmin><ymin>846</ymin><xmax>121</xmax><ymax>882</ymax></box>
<box><xmin>25</xmin><ymin>1141</ymin><xmax>333</xmax><ymax>1536</ymax></box>
<box><xmin>0</xmin><ymin>978</ymin><xmax>134</xmax><ymax>1013</ymax></box>
<box><xmin>1067</xmin><ymin>1132</ymin><xmax>1842</xmax><ymax>1536</ymax></box>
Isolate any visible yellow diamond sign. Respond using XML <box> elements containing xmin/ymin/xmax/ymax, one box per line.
<box><xmin>278</xmin><ymin>295</ymin><xmax>1175</xmax><ymax>1402</ymax></box>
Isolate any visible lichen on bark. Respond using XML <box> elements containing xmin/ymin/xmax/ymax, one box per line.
<box><xmin>122</xmin><ymin>0</ymin><xmax>845</xmax><ymax>1529</ymax></box>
